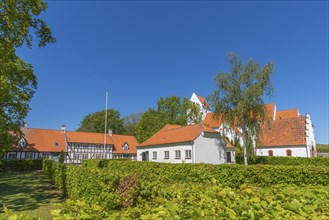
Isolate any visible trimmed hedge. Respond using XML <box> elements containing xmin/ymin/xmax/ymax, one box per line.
<box><xmin>43</xmin><ymin>160</ymin><xmax>329</xmax><ymax>218</ymax></box>
<box><xmin>252</xmin><ymin>156</ymin><xmax>329</xmax><ymax>166</ymax></box>
<box><xmin>83</xmin><ymin>159</ymin><xmax>329</xmax><ymax>187</ymax></box>
<box><xmin>0</xmin><ymin>159</ymin><xmax>43</xmax><ymax>172</ymax></box>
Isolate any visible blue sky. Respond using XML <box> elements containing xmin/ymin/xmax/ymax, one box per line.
<box><xmin>19</xmin><ymin>1</ymin><xmax>328</xmax><ymax>144</ymax></box>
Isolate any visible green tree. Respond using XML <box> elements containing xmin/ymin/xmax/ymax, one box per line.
<box><xmin>135</xmin><ymin>108</ymin><xmax>163</xmax><ymax>143</ymax></box>
<box><xmin>122</xmin><ymin>112</ymin><xmax>143</xmax><ymax>136</ymax></box>
<box><xmin>0</xmin><ymin>0</ymin><xmax>55</xmax><ymax>156</ymax></box>
<box><xmin>208</xmin><ymin>53</ymin><xmax>274</xmax><ymax>165</ymax></box>
<box><xmin>135</xmin><ymin>96</ymin><xmax>202</xmax><ymax>143</ymax></box>
<box><xmin>77</xmin><ymin>109</ymin><xmax>125</xmax><ymax>134</ymax></box>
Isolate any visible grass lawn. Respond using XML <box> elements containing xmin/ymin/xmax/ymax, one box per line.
<box><xmin>0</xmin><ymin>171</ymin><xmax>64</xmax><ymax>219</ymax></box>
<box><xmin>317</xmin><ymin>143</ymin><xmax>329</xmax><ymax>153</ymax></box>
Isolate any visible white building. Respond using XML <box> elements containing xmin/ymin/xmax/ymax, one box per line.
<box><xmin>191</xmin><ymin>93</ymin><xmax>317</xmax><ymax>158</ymax></box>
<box><xmin>190</xmin><ymin>92</ymin><xmax>211</xmax><ymax>120</ymax></box>
<box><xmin>137</xmin><ymin>124</ymin><xmax>235</xmax><ymax>164</ymax></box>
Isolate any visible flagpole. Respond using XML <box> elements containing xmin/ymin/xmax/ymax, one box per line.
<box><xmin>104</xmin><ymin>92</ymin><xmax>108</xmax><ymax>159</ymax></box>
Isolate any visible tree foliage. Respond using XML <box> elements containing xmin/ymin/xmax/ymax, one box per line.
<box><xmin>0</xmin><ymin>0</ymin><xmax>55</xmax><ymax>156</ymax></box>
<box><xmin>122</xmin><ymin>112</ymin><xmax>143</xmax><ymax>136</ymax></box>
<box><xmin>77</xmin><ymin>109</ymin><xmax>125</xmax><ymax>135</ymax></box>
<box><xmin>208</xmin><ymin>53</ymin><xmax>274</xmax><ymax>164</ymax></box>
<box><xmin>135</xmin><ymin>96</ymin><xmax>202</xmax><ymax>143</ymax></box>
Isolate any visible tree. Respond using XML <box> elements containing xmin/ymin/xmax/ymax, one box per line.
<box><xmin>135</xmin><ymin>96</ymin><xmax>202</xmax><ymax>143</ymax></box>
<box><xmin>135</xmin><ymin>108</ymin><xmax>163</xmax><ymax>143</ymax></box>
<box><xmin>122</xmin><ymin>112</ymin><xmax>143</xmax><ymax>136</ymax></box>
<box><xmin>208</xmin><ymin>53</ymin><xmax>274</xmax><ymax>165</ymax></box>
<box><xmin>77</xmin><ymin>109</ymin><xmax>125</xmax><ymax>134</ymax></box>
<box><xmin>0</xmin><ymin>0</ymin><xmax>55</xmax><ymax>156</ymax></box>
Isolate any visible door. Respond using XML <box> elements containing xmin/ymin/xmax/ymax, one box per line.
<box><xmin>142</xmin><ymin>151</ymin><xmax>149</xmax><ymax>161</ymax></box>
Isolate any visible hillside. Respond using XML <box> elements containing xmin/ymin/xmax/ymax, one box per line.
<box><xmin>317</xmin><ymin>144</ymin><xmax>329</xmax><ymax>153</ymax></box>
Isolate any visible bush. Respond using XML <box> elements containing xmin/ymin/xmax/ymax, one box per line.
<box><xmin>252</xmin><ymin>156</ymin><xmax>329</xmax><ymax>166</ymax></box>
<box><xmin>0</xmin><ymin>159</ymin><xmax>43</xmax><ymax>172</ymax></box>
<box><xmin>43</xmin><ymin>160</ymin><xmax>329</xmax><ymax>218</ymax></box>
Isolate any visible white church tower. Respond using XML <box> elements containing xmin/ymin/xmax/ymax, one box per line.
<box><xmin>190</xmin><ymin>92</ymin><xmax>211</xmax><ymax>121</ymax></box>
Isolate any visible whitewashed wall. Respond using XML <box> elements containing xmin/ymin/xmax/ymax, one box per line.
<box><xmin>194</xmin><ymin>133</ymin><xmax>227</xmax><ymax>164</ymax></box>
<box><xmin>256</xmin><ymin>146</ymin><xmax>309</xmax><ymax>157</ymax></box>
<box><xmin>306</xmin><ymin>113</ymin><xmax>317</xmax><ymax>156</ymax></box>
<box><xmin>137</xmin><ymin>133</ymin><xmax>232</xmax><ymax>164</ymax></box>
<box><xmin>190</xmin><ymin>93</ymin><xmax>210</xmax><ymax>120</ymax></box>
<box><xmin>137</xmin><ymin>143</ymin><xmax>193</xmax><ymax>163</ymax></box>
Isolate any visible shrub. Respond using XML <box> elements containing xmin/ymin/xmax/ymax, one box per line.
<box><xmin>252</xmin><ymin>156</ymin><xmax>329</xmax><ymax>166</ymax></box>
<box><xmin>0</xmin><ymin>159</ymin><xmax>43</xmax><ymax>172</ymax></box>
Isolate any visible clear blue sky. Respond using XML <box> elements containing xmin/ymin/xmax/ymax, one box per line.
<box><xmin>18</xmin><ymin>1</ymin><xmax>328</xmax><ymax>144</ymax></box>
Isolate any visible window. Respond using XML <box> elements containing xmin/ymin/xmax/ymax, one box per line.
<box><xmin>175</xmin><ymin>150</ymin><xmax>181</xmax><ymax>159</ymax></box>
<box><xmin>152</xmin><ymin>151</ymin><xmax>157</xmax><ymax>160</ymax></box>
<box><xmin>82</xmin><ymin>153</ymin><xmax>88</xmax><ymax>160</ymax></box>
<box><xmin>74</xmin><ymin>153</ymin><xmax>80</xmax><ymax>160</ymax></box>
<box><xmin>286</xmin><ymin>149</ymin><xmax>292</xmax><ymax>157</ymax></box>
<box><xmin>122</xmin><ymin>143</ymin><xmax>129</xmax><ymax>151</ymax></box>
<box><xmin>95</xmin><ymin>153</ymin><xmax>101</xmax><ymax>159</ymax></box>
<box><xmin>185</xmin><ymin>150</ymin><xmax>192</xmax><ymax>159</ymax></box>
<box><xmin>164</xmin><ymin>151</ymin><xmax>169</xmax><ymax>159</ymax></box>
<box><xmin>8</xmin><ymin>153</ymin><xmax>16</xmax><ymax>159</ymax></box>
<box><xmin>26</xmin><ymin>152</ymin><xmax>34</xmax><ymax>159</ymax></box>
<box><xmin>226</xmin><ymin>152</ymin><xmax>232</xmax><ymax>163</ymax></box>
<box><xmin>268</xmin><ymin>150</ymin><xmax>273</xmax><ymax>156</ymax></box>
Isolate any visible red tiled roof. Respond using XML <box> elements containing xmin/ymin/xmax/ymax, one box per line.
<box><xmin>204</xmin><ymin>113</ymin><xmax>223</xmax><ymax>128</ymax></box>
<box><xmin>224</xmin><ymin>138</ymin><xmax>234</xmax><ymax>148</ymax></box>
<box><xmin>11</xmin><ymin>128</ymin><xmax>138</xmax><ymax>154</ymax></box>
<box><xmin>259</xmin><ymin>116</ymin><xmax>306</xmax><ymax>147</ymax></box>
<box><xmin>264</xmin><ymin>103</ymin><xmax>276</xmax><ymax>120</ymax></box>
<box><xmin>11</xmin><ymin>128</ymin><xmax>66</xmax><ymax>152</ymax></box>
<box><xmin>66</xmin><ymin>131</ymin><xmax>114</xmax><ymax>145</ymax></box>
<box><xmin>276</xmin><ymin>109</ymin><xmax>299</xmax><ymax>120</ymax></box>
<box><xmin>197</xmin><ymin>95</ymin><xmax>210</xmax><ymax>109</ymax></box>
<box><xmin>138</xmin><ymin>124</ymin><xmax>218</xmax><ymax>148</ymax></box>
<box><xmin>112</xmin><ymin>134</ymin><xmax>138</xmax><ymax>154</ymax></box>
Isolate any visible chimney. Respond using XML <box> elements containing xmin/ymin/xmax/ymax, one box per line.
<box><xmin>61</xmin><ymin>125</ymin><xmax>66</xmax><ymax>133</ymax></box>
<box><xmin>108</xmin><ymin>129</ymin><xmax>113</xmax><ymax>136</ymax></box>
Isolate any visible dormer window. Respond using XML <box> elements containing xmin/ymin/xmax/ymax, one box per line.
<box><xmin>18</xmin><ymin>138</ymin><xmax>28</xmax><ymax>148</ymax></box>
<box><xmin>122</xmin><ymin>143</ymin><xmax>129</xmax><ymax>151</ymax></box>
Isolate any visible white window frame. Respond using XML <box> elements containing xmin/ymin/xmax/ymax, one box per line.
<box><xmin>185</xmin><ymin>150</ymin><xmax>192</xmax><ymax>159</ymax></box>
<box><xmin>8</xmin><ymin>152</ymin><xmax>16</xmax><ymax>159</ymax></box>
<box><xmin>164</xmin><ymin>151</ymin><xmax>169</xmax><ymax>159</ymax></box>
<box><xmin>152</xmin><ymin>151</ymin><xmax>157</xmax><ymax>160</ymax></box>
<box><xmin>175</xmin><ymin>150</ymin><xmax>181</xmax><ymax>159</ymax></box>
<box><xmin>82</xmin><ymin>153</ymin><xmax>88</xmax><ymax>160</ymax></box>
<box><xmin>26</xmin><ymin>152</ymin><xmax>34</xmax><ymax>159</ymax></box>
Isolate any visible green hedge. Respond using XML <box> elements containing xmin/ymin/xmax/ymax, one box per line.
<box><xmin>43</xmin><ymin>160</ymin><xmax>329</xmax><ymax>218</ymax></box>
<box><xmin>83</xmin><ymin>159</ymin><xmax>329</xmax><ymax>187</ymax></box>
<box><xmin>252</xmin><ymin>156</ymin><xmax>329</xmax><ymax>166</ymax></box>
<box><xmin>0</xmin><ymin>159</ymin><xmax>43</xmax><ymax>172</ymax></box>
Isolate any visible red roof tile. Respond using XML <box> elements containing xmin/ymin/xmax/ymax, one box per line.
<box><xmin>112</xmin><ymin>134</ymin><xmax>138</xmax><ymax>154</ymax></box>
<box><xmin>138</xmin><ymin>124</ymin><xmax>218</xmax><ymax>147</ymax></box>
<box><xmin>259</xmin><ymin>116</ymin><xmax>306</xmax><ymax>147</ymax></box>
<box><xmin>204</xmin><ymin>113</ymin><xmax>223</xmax><ymax>128</ymax></box>
<box><xmin>276</xmin><ymin>109</ymin><xmax>299</xmax><ymax>120</ymax></box>
<box><xmin>66</xmin><ymin>131</ymin><xmax>114</xmax><ymax>145</ymax></box>
<box><xmin>197</xmin><ymin>95</ymin><xmax>211</xmax><ymax>109</ymax></box>
<box><xmin>11</xmin><ymin>128</ymin><xmax>66</xmax><ymax>152</ymax></box>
